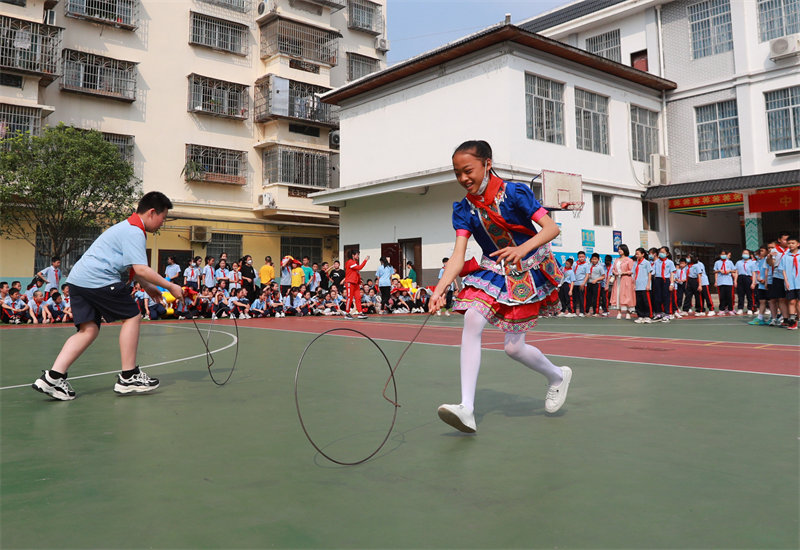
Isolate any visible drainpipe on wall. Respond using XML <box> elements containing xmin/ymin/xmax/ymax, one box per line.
<box><xmin>656</xmin><ymin>4</ymin><xmax>669</xmax><ymax>157</ymax></box>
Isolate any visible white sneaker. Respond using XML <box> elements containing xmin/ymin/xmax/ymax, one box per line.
<box><xmin>578</xmin><ymin>313</ymin><xmax>585</xmax><ymax>317</ymax></box>
<box><xmin>545</xmin><ymin>366</ymin><xmax>572</xmax><ymax>413</ymax></box>
<box><xmin>708</xmin><ymin>311</ymin><xmax>716</xmax><ymax>317</ymax></box>
<box><xmin>436</xmin><ymin>310</ymin><xmax>441</xmax><ymax>316</ymax></box>
<box><xmin>696</xmin><ymin>312</ymin><xmax>705</xmax><ymax>316</ymax></box>
<box><xmin>736</xmin><ymin>309</ymin><xmax>743</xmax><ymax>315</ymax></box>
<box><xmin>625</xmin><ymin>313</ymin><xmax>631</xmax><ymax>320</ymax></box>
<box><xmin>616</xmin><ymin>313</ymin><xmax>622</xmax><ymax>319</ymax></box>
<box><xmin>747</xmin><ymin>310</ymin><xmax>754</xmax><ymax>316</ymax></box>
<box><xmin>211</xmin><ymin>314</ymin><xmax>217</xmax><ymax>320</ymax></box>
<box><xmin>634</xmin><ymin>318</ymin><xmax>644</xmax><ymax>324</ymax></box>
<box><xmin>445</xmin><ymin>310</ymin><xmax>451</xmax><ymax>316</ymax></box>
<box><xmin>437</xmin><ymin>404</ymin><xmax>476</xmax><ymax>433</ymax></box>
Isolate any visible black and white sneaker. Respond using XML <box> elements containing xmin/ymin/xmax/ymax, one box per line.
<box><xmin>32</xmin><ymin>370</ymin><xmax>76</xmax><ymax>401</ymax></box>
<box><xmin>113</xmin><ymin>369</ymin><xmax>159</xmax><ymax>395</ymax></box>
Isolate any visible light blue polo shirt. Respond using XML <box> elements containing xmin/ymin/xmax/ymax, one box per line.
<box><xmin>589</xmin><ymin>263</ymin><xmax>606</xmax><ymax>284</ymax></box>
<box><xmin>573</xmin><ymin>260</ymin><xmax>591</xmax><ymax>286</ymax></box>
<box><xmin>698</xmin><ymin>263</ymin><xmax>710</xmax><ymax>286</ymax></box>
<box><xmin>39</xmin><ymin>265</ymin><xmax>61</xmax><ymax>291</ymax></box>
<box><xmin>757</xmin><ymin>257</ymin><xmax>770</xmax><ymax>288</ymax></box>
<box><xmin>779</xmin><ymin>252</ymin><xmax>800</xmax><ymax>290</ymax></box>
<box><xmin>67</xmin><ymin>219</ymin><xmax>147</xmax><ymax>288</ymax></box>
<box><xmin>562</xmin><ymin>268</ymin><xmax>575</xmax><ymax>285</ymax></box>
<box><xmin>203</xmin><ymin>265</ymin><xmax>216</xmax><ymax>288</ymax></box>
<box><xmin>633</xmin><ymin>259</ymin><xmax>652</xmax><ymax>291</ymax></box>
<box><xmin>653</xmin><ymin>258</ymin><xmax>676</xmax><ymax>279</ymax></box>
<box><xmin>713</xmin><ymin>259</ymin><xmax>735</xmax><ymax>286</ymax></box>
<box><xmin>165</xmin><ymin>263</ymin><xmax>181</xmax><ymax>282</ymax></box>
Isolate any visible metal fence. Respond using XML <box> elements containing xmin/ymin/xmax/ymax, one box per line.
<box><xmin>0</xmin><ymin>15</ymin><xmax>62</xmax><ymax>79</ymax></box>
<box><xmin>260</xmin><ymin>18</ymin><xmax>339</xmax><ymax>66</ymax></box>
<box><xmin>190</xmin><ymin>12</ymin><xmax>248</xmax><ymax>56</ymax></box>
<box><xmin>65</xmin><ymin>0</ymin><xmax>138</xmax><ymax>30</ymax></box>
<box><xmin>254</xmin><ymin>75</ymin><xmax>337</xmax><ymax>125</ymax></box>
<box><xmin>188</xmin><ymin>74</ymin><xmax>249</xmax><ymax>119</ymax></box>
<box><xmin>263</xmin><ymin>145</ymin><xmax>330</xmax><ymax>188</ymax></box>
<box><xmin>62</xmin><ymin>49</ymin><xmax>137</xmax><ymax>101</ymax></box>
<box><xmin>185</xmin><ymin>143</ymin><xmax>247</xmax><ymax>185</ymax></box>
<box><xmin>0</xmin><ymin>103</ymin><xmax>42</xmax><ymax>141</ymax></box>
<box><xmin>347</xmin><ymin>0</ymin><xmax>383</xmax><ymax>35</ymax></box>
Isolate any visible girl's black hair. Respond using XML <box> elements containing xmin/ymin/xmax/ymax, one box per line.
<box><xmin>453</xmin><ymin>140</ymin><xmax>501</xmax><ymax>179</ymax></box>
<box><xmin>635</xmin><ymin>247</ymin><xmax>647</xmax><ymax>256</ymax></box>
<box><xmin>658</xmin><ymin>245</ymin><xmax>671</xmax><ymax>258</ymax></box>
<box><xmin>380</xmin><ymin>257</ymin><xmax>390</xmax><ymax>267</ymax></box>
<box><xmin>617</xmin><ymin>244</ymin><xmax>630</xmax><ymax>257</ymax></box>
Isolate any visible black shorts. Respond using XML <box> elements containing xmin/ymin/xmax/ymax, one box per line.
<box><xmin>787</xmin><ymin>288</ymin><xmax>800</xmax><ymax>301</ymax></box>
<box><xmin>768</xmin><ymin>280</ymin><xmax>786</xmax><ymax>300</ymax></box>
<box><xmin>70</xmin><ymin>283</ymin><xmax>140</xmax><ymax>329</ymax></box>
<box><xmin>757</xmin><ymin>288</ymin><xmax>769</xmax><ymax>301</ymax></box>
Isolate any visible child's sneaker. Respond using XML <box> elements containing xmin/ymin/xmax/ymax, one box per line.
<box><xmin>545</xmin><ymin>366</ymin><xmax>572</xmax><ymax>413</ymax></box>
<box><xmin>707</xmin><ymin>311</ymin><xmax>716</xmax><ymax>317</ymax></box>
<box><xmin>437</xmin><ymin>404</ymin><xmax>476</xmax><ymax>433</ymax></box>
<box><xmin>32</xmin><ymin>370</ymin><xmax>76</xmax><ymax>401</ymax></box>
<box><xmin>113</xmin><ymin>369</ymin><xmax>159</xmax><ymax>394</ymax></box>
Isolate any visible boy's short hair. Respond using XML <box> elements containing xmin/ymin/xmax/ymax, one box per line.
<box><xmin>137</xmin><ymin>191</ymin><xmax>173</xmax><ymax>214</ymax></box>
<box><xmin>0</xmin><ymin>281</ymin><xmax>7</xmax><ymax>289</ymax></box>
<box><xmin>51</xmin><ymin>256</ymin><xmax>60</xmax><ymax>263</ymax></box>
<box><xmin>61</xmin><ymin>283</ymin><xmax>69</xmax><ymax>290</ymax></box>
<box><xmin>565</xmin><ymin>258</ymin><xmax>574</xmax><ymax>265</ymax></box>
<box><xmin>33</xmin><ymin>290</ymin><xmax>42</xmax><ymax>298</ymax></box>
<box><xmin>9</xmin><ymin>288</ymin><xmax>20</xmax><ymax>296</ymax></box>
<box><xmin>591</xmin><ymin>253</ymin><xmax>599</xmax><ymax>260</ymax></box>
<box><xmin>577</xmin><ymin>251</ymin><xmax>586</xmax><ymax>256</ymax></box>
<box><xmin>11</xmin><ymin>281</ymin><xmax>20</xmax><ymax>287</ymax></box>
<box><xmin>51</xmin><ymin>291</ymin><xmax>61</xmax><ymax>300</ymax></box>
<box><xmin>442</xmin><ymin>257</ymin><xmax>449</xmax><ymax>263</ymax></box>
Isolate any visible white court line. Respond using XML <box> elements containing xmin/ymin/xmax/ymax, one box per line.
<box><xmin>232</xmin><ymin>324</ymin><xmax>799</xmax><ymax>378</ymax></box>
<box><xmin>0</xmin><ymin>324</ymin><xmax>237</xmax><ymax>391</ymax></box>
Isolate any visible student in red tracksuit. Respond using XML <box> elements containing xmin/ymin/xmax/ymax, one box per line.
<box><xmin>344</xmin><ymin>250</ymin><xmax>370</xmax><ymax>319</ymax></box>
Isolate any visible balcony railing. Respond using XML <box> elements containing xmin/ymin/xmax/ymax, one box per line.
<box><xmin>0</xmin><ymin>16</ymin><xmax>62</xmax><ymax>82</ymax></box>
<box><xmin>260</xmin><ymin>18</ymin><xmax>339</xmax><ymax>66</ymax></box>
<box><xmin>65</xmin><ymin>0</ymin><xmax>138</xmax><ymax>30</ymax></box>
<box><xmin>188</xmin><ymin>74</ymin><xmax>249</xmax><ymax>120</ymax></box>
<box><xmin>263</xmin><ymin>145</ymin><xmax>330</xmax><ymax>188</ymax></box>
<box><xmin>347</xmin><ymin>0</ymin><xmax>383</xmax><ymax>35</ymax></box>
<box><xmin>197</xmin><ymin>0</ymin><xmax>250</xmax><ymax>13</ymax></box>
<box><xmin>254</xmin><ymin>75</ymin><xmax>338</xmax><ymax>126</ymax></box>
<box><xmin>185</xmin><ymin>144</ymin><xmax>247</xmax><ymax>185</ymax></box>
<box><xmin>61</xmin><ymin>49</ymin><xmax>137</xmax><ymax>102</ymax></box>
<box><xmin>305</xmin><ymin>0</ymin><xmax>346</xmax><ymax>11</ymax></box>
<box><xmin>190</xmin><ymin>12</ymin><xmax>248</xmax><ymax>56</ymax></box>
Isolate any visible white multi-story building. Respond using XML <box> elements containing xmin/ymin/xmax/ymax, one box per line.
<box><xmin>313</xmin><ymin>23</ymin><xmax>675</xmax><ymax>284</ymax></box>
<box><xmin>521</xmin><ymin>0</ymin><xmax>800</xmax><ymax>265</ymax></box>
<box><xmin>0</xmin><ymin>0</ymin><xmax>388</xmax><ymax>282</ymax></box>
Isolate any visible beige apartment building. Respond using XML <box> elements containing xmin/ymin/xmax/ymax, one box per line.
<box><xmin>0</xmin><ymin>0</ymin><xmax>387</xmax><ymax>282</ymax></box>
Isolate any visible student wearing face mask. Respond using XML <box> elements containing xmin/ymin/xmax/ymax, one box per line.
<box><xmin>713</xmin><ymin>250</ymin><xmax>736</xmax><ymax>315</ymax></box>
<box><xmin>240</xmin><ymin>254</ymin><xmax>257</xmax><ymax>301</ymax></box>
<box><xmin>735</xmin><ymin>249</ymin><xmax>755</xmax><ymax>315</ymax></box>
<box><xmin>652</xmin><ymin>246</ymin><xmax>676</xmax><ymax>322</ymax></box>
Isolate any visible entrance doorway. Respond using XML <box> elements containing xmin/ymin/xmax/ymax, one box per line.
<box><xmin>398</xmin><ymin>237</ymin><xmax>422</xmax><ymax>285</ymax></box>
<box><xmin>157</xmin><ymin>249</ymin><xmax>193</xmax><ymax>285</ymax></box>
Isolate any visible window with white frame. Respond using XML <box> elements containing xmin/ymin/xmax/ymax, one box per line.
<box><xmin>695</xmin><ymin>100</ymin><xmax>740</xmax><ymax>161</ymax></box>
<box><xmin>525</xmin><ymin>74</ymin><xmax>564</xmax><ymax>144</ymax></box>
<box><xmin>687</xmin><ymin>0</ymin><xmax>733</xmax><ymax>59</ymax></box>
<box><xmin>630</xmin><ymin>105</ymin><xmax>659</xmax><ymax>162</ymax></box>
<box><xmin>765</xmin><ymin>86</ymin><xmax>800</xmax><ymax>151</ymax></box>
<box><xmin>585</xmin><ymin>29</ymin><xmax>621</xmax><ymax>62</ymax></box>
<box><xmin>593</xmin><ymin>194</ymin><xmax>612</xmax><ymax>227</ymax></box>
<box><xmin>190</xmin><ymin>12</ymin><xmax>248</xmax><ymax>56</ymax></box>
<box><xmin>757</xmin><ymin>0</ymin><xmax>800</xmax><ymax>41</ymax></box>
<box><xmin>575</xmin><ymin>89</ymin><xmax>609</xmax><ymax>154</ymax></box>
<box><xmin>642</xmin><ymin>201</ymin><xmax>660</xmax><ymax>232</ymax></box>
<box><xmin>207</xmin><ymin>233</ymin><xmax>242</xmax><ymax>263</ymax></box>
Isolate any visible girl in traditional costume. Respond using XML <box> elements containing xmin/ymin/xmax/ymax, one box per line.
<box><xmin>429</xmin><ymin>141</ymin><xmax>572</xmax><ymax>433</ymax></box>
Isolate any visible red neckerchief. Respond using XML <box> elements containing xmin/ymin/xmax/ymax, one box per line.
<box><xmin>791</xmin><ymin>252</ymin><xmax>799</xmax><ymax>277</ymax></box>
<box><xmin>32</xmin><ymin>301</ymin><xmax>42</xmax><ymax>314</ymax></box>
<box><xmin>54</xmin><ymin>268</ymin><xmax>59</xmax><ymax>285</ymax></box>
<box><xmin>635</xmin><ymin>259</ymin><xmax>644</xmax><ymax>281</ymax></box>
<box><xmin>661</xmin><ymin>260</ymin><xmax>666</xmax><ymax>278</ymax></box>
<box><xmin>721</xmin><ymin>260</ymin><xmax>728</xmax><ymax>274</ymax></box>
<box><xmin>776</xmin><ymin>245</ymin><xmax>786</xmax><ymax>253</ymax></box>
<box><xmin>465</xmin><ymin>174</ymin><xmax>537</xmax><ymax>238</ymax></box>
<box><xmin>127</xmin><ymin>213</ymin><xmax>146</xmax><ymax>282</ymax></box>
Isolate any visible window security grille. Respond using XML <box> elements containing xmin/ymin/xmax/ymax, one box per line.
<box><xmin>585</xmin><ymin>29</ymin><xmax>621</xmax><ymax>62</ymax></box>
<box><xmin>207</xmin><ymin>233</ymin><xmax>242</xmax><ymax>262</ymax></box>
<box><xmin>197</xmin><ymin>0</ymin><xmax>250</xmax><ymax>14</ymax></box>
<box><xmin>575</xmin><ymin>88</ymin><xmax>609</xmax><ymax>154</ymax></box>
<box><xmin>65</xmin><ymin>0</ymin><xmax>138</xmax><ymax>30</ymax></box>
<box><xmin>757</xmin><ymin>0</ymin><xmax>800</xmax><ymax>42</ymax></box>
<box><xmin>0</xmin><ymin>15</ymin><xmax>62</xmax><ymax>78</ymax></box>
<box><xmin>593</xmin><ymin>194</ymin><xmax>612</xmax><ymax>227</ymax></box>
<box><xmin>102</xmin><ymin>132</ymin><xmax>134</xmax><ymax>163</ymax></box>
<box><xmin>348</xmin><ymin>0</ymin><xmax>383</xmax><ymax>35</ymax></box>
<box><xmin>0</xmin><ymin>102</ymin><xmax>42</xmax><ymax>140</ymax></box>
<box><xmin>254</xmin><ymin>75</ymin><xmax>337</xmax><ymax>125</ymax></box>
<box><xmin>263</xmin><ymin>146</ymin><xmax>330</xmax><ymax>188</ymax></box>
<box><xmin>61</xmin><ymin>49</ymin><xmax>137</xmax><ymax>101</ymax></box>
<box><xmin>185</xmin><ymin>144</ymin><xmax>247</xmax><ymax>185</ymax></box>
<box><xmin>281</xmin><ymin>236</ymin><xmax>322</xmax><ymax>265</ymax></box>
<box><xmin>190</xmin><ymin>13</ymin><xmax>248</xmax><ymax>56</ymax></box>
<box><xmin>346</xmin><ymin>52</ymin><xmax>379</xmax><ymax>81</ymax></box>
<box><xmin>765</xmin><ymin>86</ymin><xmax>800</xmax><ymax>151</ymax></box>
<box><xmin>188</xmin><ymin>74</ymin><xmax>249</xmax><ymax>119</ymax></box>
<box><xmin>260</xmin><ymin>18</ymin><xmax>339</xmax><ymax>66</ymax></box>
<box><xmin>696</xmin><ymin>100</ymin><xmax>740</xmax><ymax>161</ymax></box>
<box><xmin>525</xmin><ymin>74</ymin><xmax>565</xmax><ymax>144</ymax></box>
<box><xmin>687</xmin><ymin>0</ymin><xmax>733</xmax><ymax>59</ymax></box>
<box><xmin>630</xmin><ymin>105</ymin><xmax>659</xmax><ymax>162</ymax></box>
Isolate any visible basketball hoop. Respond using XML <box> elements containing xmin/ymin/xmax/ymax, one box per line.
<box><xmin>560</xmin><ymin>201</ymin><xmax>585</xmax><ymax>218</ymax></box>
<box><xmin>541</xmin><ymin>170</ymin><xmax>583</xmax><ymax>217</ymax></box>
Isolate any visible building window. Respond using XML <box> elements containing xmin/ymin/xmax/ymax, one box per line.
<box><xmin>197</xmin><ymin>0</ymin><xmax>250</xmax><ymax>13</ymax></box>
<box><xmin>185</xmin><ymin>144</ymin><xmax>247</xmax><ymax>185</ymax></box>
<box><xmin>35</xmin><ymin>226</ymin><xmax>102</xmax><ymax>276</ymax></box>
<box><xmin>1</xmin><ymin>0</ymin><xmax>27</xmax><ymax>6</ymax></box>
<box><xmin>346</xmin><ymin>52</ymin><xmax>379</xmax><ymax>81</ymax></box>
<box><xmin>575</xmin><ymin>89</ymin><xmax>609</xmax><ymax>154</ymax></box>
<box><xmin>757</xmin><ymin>0</ymin><xmax>800</xmax><ymax>41</ymax></box>
<box><xmin>695</xmin><ymin>100</ymin><xmax>740</xmax><ymax>161</ymax></box>
<box><xmin>0</xmin><ymin>103</ymin><xmax>42</xmax><ymax>139</ymax></box>
<box><xmin>765</xmin><ymin>86</ymin><xmax>800</xmax><ymax>151</ymax></box>
<box><xmin>65</xmin><ymin>0</ymin><xmax>138</xmax><ymax>29</ymax></box>
<box><xmin>642</xmin><ymin>201</ymin><xmax>660</xmax><ymax>232</ymax></box>
<box><xmin>101</xmin><ymin>132</ymin><xmax>134</xmax><ymax>163</ymax></box>
<box><xmin>0</xmin><ymin>72</ymin><xmax>23</xmax><ymax>88</ymax></box>
<box><xmin>260</xmin><ymin>18</ymin><xmax>339</xmax><ymax>66</ymax></box>
<box><xmin>687</xmin><ymin>0</ymin><xmax>733</xmax><ymax>58</ymax></box>
<box><xmin>348</xmin><ymin>0</ymin><xmax>383</xmax><ymax>35</ymax></box>
<box><xmin>254</xmin><ymin>75</ymin><xmax>337</xmax><ymax>125</ymax></box>
<box><xmin>585</xmin><ymin>29</ymin><xmax>621</xmax><ymax>62</ymax></box>
<box><xmin>207</xmin><ymin>233</ymin><xmax>242</xmax><ymax>263</ymax></box>
<box><xmin>0</xmin><ymin>15</ymin><xmax>62</xmax><ymax>78</ymax></box>
<box><xmin>190</xmin><ymin>12</ymin><xmax>248</xmax><ymax>56</ymax></box>
<box><xmin>525</xmin><ymin>73</ymin><xmax>565</xmax><ymax>145</ymax></box>
<box><xmin>61</xmin><ymin>49</ymin><xmax>137</xmax><ymax>101</ymax></box>
<box><xmin>593</xmin><ymin>194</ymin><xmax>612</xmax><ymax>227</ymax></box>
<box><xmin>630</xmin><ymin>105</ymin><xmax>659</xmax><ymax>162</ymax></box>
<box><xmin>263</xmin><ymin>145</ymin><xmax>330</xmax><ymax>188</ymax></box>
<box><xmin>188</xmin><ymin>74</ymin><xmax>249</xmax><ymax>120</ymax></box>
<box><xmin>281</xmin><ymin>236</ymin><xmax>322</xmax><ymax>265</ymax></box>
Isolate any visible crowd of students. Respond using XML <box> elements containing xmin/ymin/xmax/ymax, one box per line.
<box><xmin>4</xmin><ymin>232</ymin><xmax>797</xmax><ymax>330</ymax></box>
<box><xmin>554</xmin><ymin>231</ymin><xmax>798</xmax><ymax>330</ymax></box>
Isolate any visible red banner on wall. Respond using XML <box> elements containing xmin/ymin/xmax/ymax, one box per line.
<box><xmin>747</xmin><ymin>186</ymin><xmax>800</xmax><ymax>213</ymax></box>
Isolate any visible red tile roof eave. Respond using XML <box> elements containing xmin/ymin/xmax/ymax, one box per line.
<box><xmin>322</xmin><ymin>25</ymin><xmax>676</xmax><ymax>105</ymax></box>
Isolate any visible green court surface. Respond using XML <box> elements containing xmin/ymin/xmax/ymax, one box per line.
<box><xmin>1</xmin><ymin>316</ymin><xmax>798</xmax><ymax>549</ymax></box>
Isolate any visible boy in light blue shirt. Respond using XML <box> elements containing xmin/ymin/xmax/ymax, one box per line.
<box><xmin>713</xmin><ymin>251</ymin><xmax>736</xmax><ymax>314</ymax></box>
<box><xmin>779</xmin><ymin>237</ymin><xmax>799</xmax><ymax>329</ymax></box>
<box><xmin>36</xmin><ymin>257</ymin><xmax>62</xmax><ymax>293</ymax></box>
<box><xmin>572</xmin><ymin>251</ymin><xmax>590</xmax><ymax>316</ymax></box>
<box><xmin>32</xmin><ymin>192</ymin><xmax>183</xmax><ymax>401</ymax></box>
<box><xmin>632</xmin><ymin>247</ymin><xmax>653</xmax><ymax>323</ymax></box>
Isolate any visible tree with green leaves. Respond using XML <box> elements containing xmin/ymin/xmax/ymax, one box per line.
<box><xmin>0</xmin><ymin>123</ymin><xmax>140</xmax><ymax>262</ymax></box>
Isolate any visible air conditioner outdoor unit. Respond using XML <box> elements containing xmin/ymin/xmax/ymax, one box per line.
<box><xmin>190</xmin><ymin>225</ymin><xmax>212</xmax><ymax>243</ymax></box>
<box><xmin>649</xmin><ymin>154</ymin><xmax>670</xmax><ymax>186</ymax></box>
<box><xmin>44</xmin><ymin>9</ymin><xmax>56</xmax><ymax>25</ymax></box>
<box><xmin>257</xmin><ymin>0</ymin><xmax>277</xmax><ymax>16</ymax></box>
<box><xmin>769</xmin><ymin>33</ymin><xmax>800</xmax><ymax>60</ymax></box>
<box><xmin>374</xmin><ymin>37</ymin><xmax>390</xmax><ymax>52</ymax></box>
<box><xmin>329</xmin><ymin>130</ymin><xmax>340</xmax><ymax>150</ymax></box>
<box><xmin>258</xmin><ymin>192</ymin><xmax>276</xmax><ymax>208</ymax></box>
